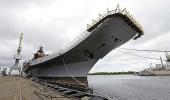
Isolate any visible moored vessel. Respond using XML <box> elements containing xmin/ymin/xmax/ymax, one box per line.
<box><xmin>139</xmin><ymin>52</ymin><xmax>170</xmax><ymax>76</ymax></box>
<box><xmin>23</xmin><ymin>5</ymin><xmax>144</xmax><ymax>88</ymax></box>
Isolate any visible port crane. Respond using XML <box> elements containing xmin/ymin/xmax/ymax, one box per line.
<box><xmin>9</xmin><ymin>33</ymin><xmax>23</xmax><ymax>75</ymax></box>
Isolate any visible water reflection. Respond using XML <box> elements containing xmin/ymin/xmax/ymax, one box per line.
<box><xmin>88</xmin><ymin>75</ymin><xmax>170</xmax><ymax>100</ymax></box>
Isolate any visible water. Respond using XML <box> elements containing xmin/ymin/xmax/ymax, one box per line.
<box><xmin>88</xmin><ymin>75</ymin><xmax>170</xmax><ymax>100</ymax></box>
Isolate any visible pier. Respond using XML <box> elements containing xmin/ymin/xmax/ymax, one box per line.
<box><xmin>0</xmin><ymin>76</ymin><xmax>71</xmax><ymax>100</ymax></box>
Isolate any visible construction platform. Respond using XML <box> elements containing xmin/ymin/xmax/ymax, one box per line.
<box><xmin>0</xmin><ymin>76</ymin><xmax>71</xmax><ymax>100</ymax></box>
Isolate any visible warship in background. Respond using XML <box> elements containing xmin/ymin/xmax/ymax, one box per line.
<box><xmin>22</xmin><ymin>5</ymin><xmax>144</xmax><ymax>89</ymax></box>
<box><xmin>139</xmin><ymin>51</ymin><xmax>170</xmax><ymax>76</ymax></box>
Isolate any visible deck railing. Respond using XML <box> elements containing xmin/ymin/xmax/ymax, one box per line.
<box><xmin>27</xmin><ymin>5</ymin><xmax>144</xmax><ymax>65</ymax></box>
<box><xmin>60</xmin><ymin>5</ymin><xmax>144</xmax><ymax>55</ymax></box>
<box><xmin>87</xmin><ymin>4</ymin><xmax>143</xmax><ymax>33</ymax></box>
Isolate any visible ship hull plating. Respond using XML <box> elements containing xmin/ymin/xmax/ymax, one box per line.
<box><xmin>23</xmin><ymin>13</ymin><xmax>143</xmax><ymax>86</ymax></box>
<box><xmin>28</xmin><ymin>60</ymin><xmax>97</xmax><ymax>85</ymax></box>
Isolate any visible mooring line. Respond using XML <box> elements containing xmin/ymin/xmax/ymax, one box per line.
<box><xmin>63</xmin><ymin>58</ymin><xmax>113</xmax><ymax>100</ymax></box>
<box><xmin>62</xmin><ymin>58</ymin><xmax>87</xmax><ymax>87</ymax></box>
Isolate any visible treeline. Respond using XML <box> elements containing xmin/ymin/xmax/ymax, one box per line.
<box><xmin>88</xmin><ymin>71</ymin><xmax>135</xmax><ymax>75</ymax></box>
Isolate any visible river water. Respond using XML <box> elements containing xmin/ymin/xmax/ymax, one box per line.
<box><xmin>88</xmin><ymin>75</ymin><xmax>170</xmax><ymax>100</ymax></box>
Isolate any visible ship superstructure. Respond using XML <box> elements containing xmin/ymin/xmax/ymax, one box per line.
<box><xmin>23</xmin><ymin>5</ymin><xmax>144</xmax><ymax>89</ymax></box>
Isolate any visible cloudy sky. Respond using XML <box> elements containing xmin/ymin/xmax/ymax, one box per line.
<box><xmin>0</xmin><ymin>0</ymin><xmax>170</xmax><ymax>73</ymax></box>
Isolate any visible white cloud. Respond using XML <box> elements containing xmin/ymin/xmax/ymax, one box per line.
<box><xmin>0</xmin><ymin>0</ymin><xmax>170</xmax><ymax>73</ymax></box>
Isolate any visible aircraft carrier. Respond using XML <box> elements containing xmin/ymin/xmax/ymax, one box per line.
<box><xmin>22</xmin><ymin>5</ymin><xmax>144</xmax><ymax>90</ymax></box>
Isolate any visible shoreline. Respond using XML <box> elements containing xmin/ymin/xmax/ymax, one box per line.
<box><xmin>88</xmin><ymin>71</ymin><xmax>135</xmax><ymax>75</ymax></box>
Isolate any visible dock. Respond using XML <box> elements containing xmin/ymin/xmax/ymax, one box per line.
<box><xmin>0</xmin><ymin>76</ymin><xmax>71</xmax><ymax>100</ymax></box>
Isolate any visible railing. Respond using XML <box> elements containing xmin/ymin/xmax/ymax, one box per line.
<box><xmin>60</xmin><ymin>5</ymin><xmax>144</xmax><ymax>55</ymax></box>
<box><xmin>26</xmin><ymin>31</ymin><xmax>91</xmax><ymax>66</ymax></box>
<box><xmin>60</xmin><ymin>31</ymin><xmax>91</xmax><ymax>54</ymax></box>
<box><xmin>87</xmin><ymin>4</ymin><xmax>143</xmax><ymax>33</ymax></box>
<box><xmin>59</xmin><ymin>5</ymin><xmax>144</xmax><ymax>56</ymax></box>
<box><xmin>27</xmin><ymin>5</ymin><xmax>144</xmax><ymax>65</ymax></box>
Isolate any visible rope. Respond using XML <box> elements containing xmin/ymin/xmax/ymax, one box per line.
<box><xmin>62</xmin><ymin>58</ymin><xmax>87</xmax><ymax>87</ymax></box>
<box><xmin>118</xmin><ymin>50</ymin><xmax>166</xmax><ymax>61</ymax></box>
<box><xmin>119</xmin><ymin>48</ymin><xmax>170</xmax><ymax>52</ymax></box>
<box><xmin>62</xmin><ymin>58</ymin><xmax>113</xmax><ymax>100</ymax></box>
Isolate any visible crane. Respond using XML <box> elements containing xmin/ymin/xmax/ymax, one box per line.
<box><xmin>9</xmin><ymin>33</ymin><xmax>23</xmax><ymax>75</ymax></box>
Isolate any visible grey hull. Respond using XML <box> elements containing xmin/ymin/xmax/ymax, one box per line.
<box><xmin>23</xmin><ymin>13</ymin><xmax>143</xmax><ymax>86</ymax></box>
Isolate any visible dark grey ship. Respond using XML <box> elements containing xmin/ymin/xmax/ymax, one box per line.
<box><xmin>23</xmin><ymin>6</ymin><xmax>144</xmax><ymax>88</ymax></box>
